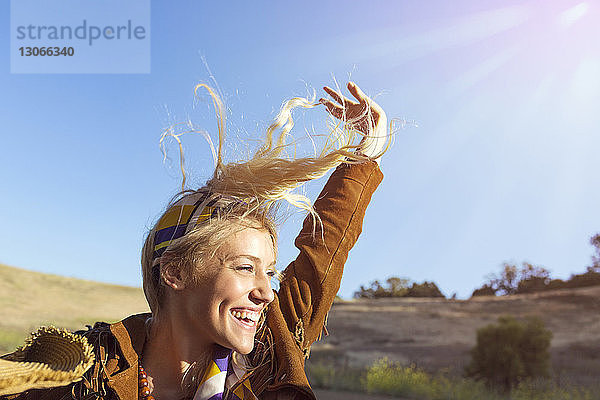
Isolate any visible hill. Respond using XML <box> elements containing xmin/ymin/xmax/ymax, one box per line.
<box><xmin>1</xmin><ymin>263</ymin><xmax>598</xmax><ymax>388</ymax></box>
<box><xmin>310</xmin><ymin>286</ymin><xmax>600</xmax><ymax>387</ymax></box>
<box><xmin>0</xmin><ymin>263</ymin><xmax>148</xmax><ymax>353</ymax></box>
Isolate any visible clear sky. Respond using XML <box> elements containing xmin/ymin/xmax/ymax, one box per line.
<box><xmin>1</xmin><ymin>0</ymin><xmax>599</xmax><ymax>299</ymax></box>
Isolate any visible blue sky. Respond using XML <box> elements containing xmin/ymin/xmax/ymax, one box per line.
<box><xmin>1</xmin><ymin>0</ymin><xmax>599</xmax><ymax>299</ymax></box>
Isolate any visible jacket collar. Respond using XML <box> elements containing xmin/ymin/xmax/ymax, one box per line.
<box><xmin>107</xmin><ymin>313</ymin><xmax>150</xmax><ymax>400</ymax></box>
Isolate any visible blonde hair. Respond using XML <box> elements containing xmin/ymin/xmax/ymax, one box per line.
<box><xmin>140</xmin><ymin>83</ymin><xmax>388</xmax><ymax>393</ymax></box>
<box><xmin>144</xmin><ymin>83</ymin><xmax>386</xmax><ymax>308</ymax></box>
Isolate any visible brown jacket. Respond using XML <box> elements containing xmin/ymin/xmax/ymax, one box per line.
<box><xmin>12</xmin><ymin>160</ymin><xmax>383</xmax><ymax>400</ymax></box>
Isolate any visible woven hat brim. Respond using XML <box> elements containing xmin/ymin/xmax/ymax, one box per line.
<box><xmin>0</xmin><ymin>327</ymin><xmax>95</xmax><ymax>396</ymax></box>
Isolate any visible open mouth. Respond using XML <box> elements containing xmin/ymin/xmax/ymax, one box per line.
<box><xmin>230</xmin><ymin>309</ymin><xmax>259</xmax><ymax>329</ymax></box>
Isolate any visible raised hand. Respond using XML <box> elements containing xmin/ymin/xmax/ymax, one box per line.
<box><xmin>320</xmin><ymin>82</ymin><xmax>388</xmax><ymax>162</ymax></box>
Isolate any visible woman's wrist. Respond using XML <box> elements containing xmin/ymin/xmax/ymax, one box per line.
<box><xmin>354</xmin><ymin>115</ymin><xmax>387</xmax><ymax>164</ymax></box>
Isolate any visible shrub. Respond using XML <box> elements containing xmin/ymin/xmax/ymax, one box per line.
<box><xmin>475</xmin><ymin>234</ymin><xmax>600</xmax><ymax>297</ymax></box>
<box><xmin>406</xmin><ymin>281</ymin><xmax>445</xmax><ymax>298</ymax></box>
<box><xmin>546</xmin><ymin>278</ymin><xmax>567</xmax><ymax>291</ymax></box>
<box><xmin>310</xmin><ymin>357</ymin><xmax>595</xmax><ymax>400</ymax></box>
<box><xmin>366</xmin><ymin>358</ymin><xmax>433</xmax><ymax>398</ymax></box>
<box><xmin>471</xmin><ymin>284</ymin><xmax>497</xmax><ymax>297</ymax></box>
<box><xmin>517</xmin><ymin>276</ymin><xmax>551</xmax><ymax>294</ymax></box>
<box><xmin>365</xmin><ymin>359</ymin><xmax>502</xmax><ymax>400</ymax></box>
<box><xmin>566</xmin><ymin>268</ymin><xmax>600</xmax><ymax>289</ymax></box>
<box><xmin>353</xmin><ymin>277</ymin><xmax>411</xmax><ymax>299</ymax></box>
<box><xmin>354</xmin><ymin>277</ymin><xmax>445</xmax><ymax>298</ymax></box>
<box><xmin>465</xmin><ymin>315</ymin><xmax>552</xmax><ymax>392</ymax></box>
<box><xmin>484</xmin><ymin>263</ymin><xmax>551</xmax><ymax>295</ymax></box>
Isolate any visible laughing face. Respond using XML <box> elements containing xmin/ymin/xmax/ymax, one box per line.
<box><xmin>177</xmin><ymin>225</ymin><xmax>276</xmax><ymax>354</ymax></box>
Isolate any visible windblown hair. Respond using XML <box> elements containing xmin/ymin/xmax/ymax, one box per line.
<box><xmin>142</xmin><ymin>83</ymin><xmax>384</xmax><ymax>313</ymax></box>
<box><xmin>139</xmin><ymin>83</ymin><xmax>387</xmax><ymax>395</ymax></box>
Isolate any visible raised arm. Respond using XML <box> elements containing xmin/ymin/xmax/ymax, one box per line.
<box><xmin>276</xmin><ymin>82</ymin><xmax>387</xmax><ymax>355</ymax></box>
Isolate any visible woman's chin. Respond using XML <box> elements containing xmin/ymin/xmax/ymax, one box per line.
<box><xmin>237</xmin><ymin>346</ymin><xmax>254</xmax><ymax>355</ymax></box>
<box><xmin>228</xmin><ymin>339</ymin><xmax>254</xmax><ymax>355</ymax></box>
<box><xmin>224</xmin><ymin>312</ymin><xmax>257</xmax><ymax>354</ymax></box>
<box><xmin>218</xmin><ymin>333</ymin><xmax>255</xmax><ymax>354</ymax></box>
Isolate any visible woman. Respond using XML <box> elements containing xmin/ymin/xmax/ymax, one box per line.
<box><xmin>1</xmin><ymin>81</ymin><xmax>388</xmax><ymax>400</ymax></box>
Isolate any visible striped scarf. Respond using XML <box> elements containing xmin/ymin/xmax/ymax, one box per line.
<box><xmin>193</xmin><ymin>345</ymin><xmax>255</xmax><ymax>400</ymax></box>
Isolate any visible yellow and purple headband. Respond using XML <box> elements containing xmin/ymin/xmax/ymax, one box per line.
<box><xmin>151</xmin><ymin>190</ymin><xmax>243</xmax><ymax>267</ymax></box>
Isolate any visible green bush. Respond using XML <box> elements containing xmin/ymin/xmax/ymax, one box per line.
<box><xmin>465</xmin><ymin>315</ymin><xmax>552</xmax><ymax>392</ymax></box>
<box><xmin>365</xmin><ymin>358</ymin><xmax>501</xmax><ymax>400</ymax></box>
<box><xmin>366</xmin><ymin>358</ymin><xmax>432</xmax><ymax>398</ymax></box>
<box><xmin>308</xmin><ymin>357</ymin><xmax>598</xmax><ymax>400</ymax></box>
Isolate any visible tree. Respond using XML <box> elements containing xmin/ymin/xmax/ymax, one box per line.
<box><xmin>489</xmin><ymin>263</ymin><xmax>519</xmax><ymax>295</ymax></box>
<box><xmin>546</xmin><ymin>278</ymin><xmax>567</xmax><ymax>291</ymax></box>
<box><xmin>406</xmin><ymin>281</ymin><xmax>444</xmax><ymax>298</ymax></box>
<box><xmin>566</xmin><ymin>269</ymin><xmax>600</xmax><ymax>288</ymax></box>
<box><xmin>473</xmin><ymin>235</ymin><xmax>600</xmax><ymax>297</ymax></box>
<box><xmin>385</xmin><ymin>277</ymin><xmax>410</xmax><ymax>297</ymax></box>
<box><xmin>590</xmin><ymin>233</ymin><xmax>600</xmax><ymax>271</ymax></box>
<box><xmin>353</xmin><ymin>280</ymin><xmax>388</xmax><ymax>299</ymax></box>
<box><xmin>516</xmin><ymin>263</ymin><xmax>551</xmax><ymax>294</ymax></box>
<box><xmin>471</xmin><ymin>284</ymin><xmax>496</xmax><ymax>297</ymax></box>
<box><xmin>482</xmin><ymin>263</ymin><xmax>551</xmax><ymax>295</ymax></box>
<box><xmin>353</xmin><ymin>277</ymin><xmax>444</xmax><ymax>299</ymax></box>
<box><xmin>465</xmin><ymin>315</ymin><xmax>552</xmax><ymax>393</ymax></box>
<box><xmin>562</xmin><ymin>235</ymin><xmax>600</xmax><ymax>288</ymax></box>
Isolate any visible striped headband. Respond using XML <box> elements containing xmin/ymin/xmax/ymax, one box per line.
<box><xmin>151</xmin><ymin>189</ymin><xmax>243</xmax><ymax>268</ymax></box>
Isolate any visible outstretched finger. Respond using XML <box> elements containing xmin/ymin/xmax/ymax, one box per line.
<box><xmin>323</xmin><ymin>86</ymin><xmax>354</xmax><ymax>106</ymax></box>
<box><xmin>320</xmin><ymin>98</ymin><xmax>344</xmax><ymax>119</ymax></box>
<box><xmin>347</xmin><ymin>82</ymin><xmax>369</xmax><ymax>104</ymax></box>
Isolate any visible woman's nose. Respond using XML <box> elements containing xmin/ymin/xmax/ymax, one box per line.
<box><xmin>251</xmin><ymin>273</ymin><xmax>275</xmax><ymax>304</ymax></box>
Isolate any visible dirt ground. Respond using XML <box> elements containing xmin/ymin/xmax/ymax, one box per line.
<box><xmin>311</xmin><ymin>286</ymin><xmax>600</xmax><ymax>387</ymax></box>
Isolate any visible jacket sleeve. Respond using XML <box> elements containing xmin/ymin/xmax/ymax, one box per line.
<box><xmin>276</xmin><ymin>160</ymin><xmax>383</xmax><ymax>355</ymax></box>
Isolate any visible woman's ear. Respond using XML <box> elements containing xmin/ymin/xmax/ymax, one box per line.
<box><xmin>161</xmin><ymin>262</ymin><xmax>186</xmax><ymax>290</ymax></box>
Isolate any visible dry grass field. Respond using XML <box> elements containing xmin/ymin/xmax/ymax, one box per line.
<box><xmin>0</xmin><ymin>263</ymin><xmax>148</xmax><ymax>354</ymax></box>
<box><xmin>1</xmin><ymin>263</ymin><xmax>599</xmax><ymax>397</ymax></box>
<box><xmin>310</xmin><ymin>286</ymin><xmax>600</xmax><ymax>387</ymax></box>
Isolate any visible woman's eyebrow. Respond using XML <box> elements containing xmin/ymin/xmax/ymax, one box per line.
<box><xmin>226</xmin><ymin>254</ymin><xmax>276</xmax><ymax>268</ymax></box>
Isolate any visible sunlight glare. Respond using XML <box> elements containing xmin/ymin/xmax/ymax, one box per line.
<box><xmin>445</xmin><ymin>44</ymin><xmax>521</xmax><ymax>95</ymax></box>
<box><xmin>564</xmin><ymin>56</ymin><xmax>600</xmax><ymax>120</ymax></box>
<box><xmin>559</xmin><ymin>2</ymin><xmax>589</xmax><ymax>27</ymax></box>
<box><xmin>342</xmin><ymin>4</ymin><xmax>530</xmax><ymax>68</ymax></box>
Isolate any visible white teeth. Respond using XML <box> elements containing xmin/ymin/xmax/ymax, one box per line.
<box><xmin>231</xmin><ymin>309</ymin><xmax>259</xmax><ymax>322</ymax></box>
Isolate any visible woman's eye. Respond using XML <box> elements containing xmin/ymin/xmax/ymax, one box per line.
<box><xmin>236</xmin><ymin>265</ymin><xmax>254</xmax><ymax>272</ymax></box>
<box><xmin>267</xmin><ymin>270</ymin><xmax>277</xmax><ymax>278</ymax></box>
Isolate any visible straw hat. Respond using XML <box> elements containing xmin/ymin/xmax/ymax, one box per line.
<box><xmin>0</xmin><ymin>326</ymin><xmax>95</xmax><ymax>396</ymax></box>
